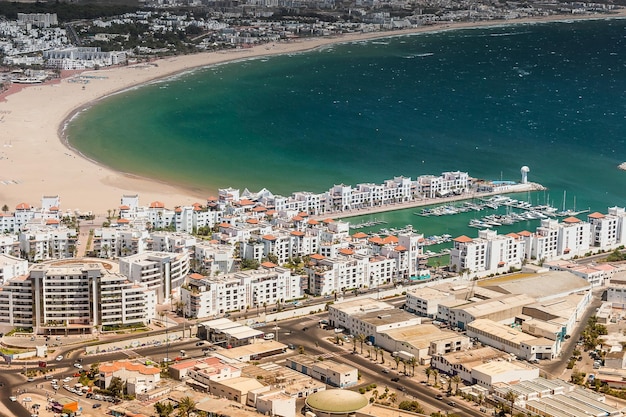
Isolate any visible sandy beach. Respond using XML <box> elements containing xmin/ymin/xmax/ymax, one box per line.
<box><xmin>0</xmin><ymin>12</ymin><xmax>624</xmax><ymax>216</ymax></box>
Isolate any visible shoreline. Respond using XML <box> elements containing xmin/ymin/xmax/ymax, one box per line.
<box><xmin>1</xmin><ymin>12</ymin><xmax>625</xmax><ymax>215</ymax></box>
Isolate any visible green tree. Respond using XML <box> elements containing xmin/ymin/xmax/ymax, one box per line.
<box><xmin>409</xmin><ymin>356</ymin><xmax>417</xmax><ymax>376</ymax></box>
<box><xmin>394</xmin><ymin>355</ymin><xmax>401</xmax><ymax>370</ymax></box>
<box><xmin>504</xmin><ymin>390</ymin><xmax>519</xmax><ymax>417</ymax></box>
<box><xmin>154</xmin><ymin>401</ymin><xmax>174</xmax><ymax>417</ymax></box>
<box><xmin>177</xmin><ymin>396</ymin><xmax>197</xmax><ymax>417</ymax></box>
<box><xmin>451</xmin><ymin>375</ymin><xmax>462</xmax><ymax>394</ymax></box>
<box><xmin>355</xmin><ymin>333</ymin><xmax>366</xmax><ymax>354</ymax></box>
<box><xmin>108</xmin><ymin>376</ymin><xmax>124</xmax><ymax>398</ymax></box>
<box><xmin>398</xmin><ymin>400</ymin><xmax>424</xmax><ymax>413</ymax></box>
<box><xmin>424</xmin><ymin>367</ymin><xmax>432</xmax><ymax>385</ymax></box>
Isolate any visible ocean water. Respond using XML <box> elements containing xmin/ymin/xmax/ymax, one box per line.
<box><xmin>66</xmin><ymin>18</ymin><xmax>626</xmax><ymax>238</ymax></box>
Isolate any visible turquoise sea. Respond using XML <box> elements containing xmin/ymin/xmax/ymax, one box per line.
<box><xmin>66</xmin><ymin>18</ymin><xmax>626</xmax><ymax>241</ymax></box>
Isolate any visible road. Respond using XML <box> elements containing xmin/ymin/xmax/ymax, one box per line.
<box><xmin>266</xmin><ymin>316</ymin><xmax>486</xmax><ymax>417</ymax></box>
<box><xmin>541</xmin><ymin>293</ymin><xmax>603</xmax><ymax>378</ymax></box>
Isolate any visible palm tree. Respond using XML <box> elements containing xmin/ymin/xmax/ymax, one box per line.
<box><xmin>394</xmin><ymin>355</ymin><xmax>401</xmax><ymax>370</ymax></box>
<box><xmin>154</xmin><ymin>401</ymin><xmax>174</xmax><ymax>417</ymax></box>
<box><xmin>356</xmin><ymin>333</ymin><xmax>366</xmax><ymax>354</ymax></box>
<box><xmin>424</xmin><ymin>368</ymin><xmax>432</xmax><ymax>385</ymax></box>
<box><xmin>409</xmin><ymin>356</ymin><xmax>417</xmax><ymax>376</ymax></box>
<box><xmin>504</xmin><ymin>390</ymin><xmax>519</xmax><ymax>417</ymax></box>
<box><xmin>373</xmin><ymin>347</ymin><xmax>379</xmax><ymax>362</ymax></box>
<box><xmin>177</xmin><ymin>396</ymin><xmax>197</xmax><ymax>417</ymax></box>
<box><xmin>380</xmin><ymin>349</ymin><xmax>385</xmax><ymax>365</ymax></box>
<box><xmin>432</xmin><ymin>369</ymin><xmax>439</xmax><ymax>387</ymax></box>
<box><xmin>451</xmin><ymin>375</ymin><xmax>462</xmax><ymax>394</ymax></box>
<box><xmin>402</xmin><ymin>359</ymin><xmax>408</xmax><ymax>375</ymax></box>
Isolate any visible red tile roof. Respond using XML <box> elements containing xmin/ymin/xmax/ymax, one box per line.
<box><xmin>261</xmin><ymin>261</ymin><xmax>277</xmax><ymax>268</ymax></box>
<box><xmin>189</xmin><ymin>273</ymin><xmax>204</xmax><ymax>280</ymax></box>
<box><xmin>352</xmin><ymin>232</ymin><xmax>368</xmax><ymax>239</ymax></box>
<box><xmin>246</xmin><ymin>218</ymin><xmax>259</xmax><ymax>224</ymax></box>
<box><xmin>307</xmin><ymin>219</ymin><xmax>319</xmax><ymax>225</ymax></box>
<box><xmin>453</xmin><ymin>235</ymin><xmax>473</xmax><ymax>243</ymax></box>
<box><xmin>291</xmin><ymin>231</ymin><xmax>305</xmax><ymax>237</ymax></box>
<box><xmin>292</xmin><ymin>216</ymin><xmax>303</xmax><ymax>222</ymax></box>
<box><xmin>15</xmin><ymin>202</ymin><xmax>30</xmax><ymax>210</ymax></box>
<box><xmin>517</xmin><ymin>230</ymin><xmax>532</xmax><ymax>237</ymax></box>
<box><xmin>394</xmin><ymin>245</ymin><xmax>407</xmax><ymax>252</ymax></box>
<box><xmin>588</xmin><ymin>212</ymin><xmax>605</xmax><ymax>219</ymax></box>
<box><xmin>339</xmin><ymin>248</ymin><xmax>354</xmax><ymax>255</ymax></box>
<box><xmin>310</xmin><ymin>254</ymin><xmax>325</xmax><ymax>260</ymax></box>
<box><xmin>262</xmin><ymin>234</ymin><xmax>276</xmax><ymax>241</ymax></box>
<box><xmin>46</xmin><ymin>219</ymin><xmax>59</xmax><ymax>225</ymax></box>
<box><xmin>149</xmin><ymin>201</ymin><xmax>165</xmax><ymax>209</ymax></box>
<box><xmin>563</xmin><ymin>216</ymin><xmax>581</xmax><ymax>223</ymax></box>
<box><xmin>99</xmin><ymin>360</ymin><xmax>160</xmax><ymax>376</ymax></box>
<box><xmin>119</xmin><ymin>205</ymin><xmax>130</xmax><ymax>210</ymax></box>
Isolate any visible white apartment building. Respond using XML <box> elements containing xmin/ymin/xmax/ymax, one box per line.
<box><xmin>194</xmin><ymin>241</ymin><xmax>237</xmax><ymax>275</ymax></box>
<box><xmin>19</xmin><ymin>226</ymin><xmax>78</xmax><ymax>262</ymax></box>
<box><xmin>0</xmin><ymin>261</ymin><xmax>155</xmax><ymax>334</ymax></box>
<box><xmin>44</xmin><ymin>47</ymin><xmax>127</xmax><ymax>69</ymax></box>
<box><xmin>0</xmin><ymin>274</ymin><xmax>33</xmax><ymax>329</ymax></box>
<box><xmin>525</xmin><ymin>218</ymin><xmax>591</xmax><ymax>261</ymax></box>
<box><xmin>219</xmin><ymin>172</ymin><xmax>469</xmax><ymax>215</ymax></box>
<box><xmin>0</xmin><ymin>235</ymin><xmax>20</xmax><ymax>258</ymax></box>
<box><xmin>99</xmin><ymin>272</ymin><xmax>156</xmax><ymax>329</ymax></box>
<box><xmin>450</xmin><ymin>229</ymin><xmax>525</xmax><ymax>277</ymax></box>
<box><xmin>30</xmin><ymin>263</ymin><xmax>101</xmax><ymax>334</ymax></box>
<box><xmin>451</xmin><ymin>217</ymin><xmax>594</xmax><ymax>278</ymax></box>
<box><xmin>415</xmin><ymin>171</ymin><xmax>469</xmax><ymax>198</ymax></box>
<box><xmin>17</xmin><ymin>13</ymin><xmax>58</xmax><ymax>28</ymax></box>
<box><xmin>182</xmin><ymin>264</ymin><xmax>301</xmax><ymax>318</ymax></box>
<box><xmin>0</xmin><ymin>254</ymin><xmax>28</xmax><ymax>285</ymax></box>
<box><xmin>119</xmin><ymin>251</ymin><xmax>189</xmax><ymax>303</ymax></box>
<box><xmin>306</xmin><ymin>253</ymin><xmax>369</xmax><ymax>296</ymax></box>
<box><xmin>588</xmin><ymin>207</ymin><xmax>626</xmax><ymax>249</ymax></box>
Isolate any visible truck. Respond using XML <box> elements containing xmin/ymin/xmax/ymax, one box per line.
<box><xmin>392</xmin><ymin>350</ymin><xmax>415</xmax><ymax>362</ymax></box>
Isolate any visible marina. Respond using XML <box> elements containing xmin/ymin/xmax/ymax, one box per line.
<box><xmin>411</xmin><ymin>195</ymin><xmax>591</xmax><ymax>229</ymax></box>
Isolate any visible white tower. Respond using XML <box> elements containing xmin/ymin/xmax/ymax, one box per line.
<box><xmin>521</xmin><ymin>166</ymin><xmax>530</xmax><ymax>184</ymax></box>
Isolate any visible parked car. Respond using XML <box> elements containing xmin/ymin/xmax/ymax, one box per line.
<box><xmin>9</xmin><ymin>396</ymin><xmax>16</xmax><ymax>402</ymax></box>
<box><xmin>93</xmin><ymin>403</ymin><xmax>101</xmax><ymax>409</ymax></box>
<box><xmin>435</xmin><ymin>394</ymin><xmax>444</xmax><ymax>400</ymax></box>
<box><xmin>73</xmin><ymin>363</ymin><xmax>83</xmax><ymax>369</ymax></box>
<box><xmin>391</xmin><ymin>377</ymin><xmax>400</xmax><ymax>382</ymax></box>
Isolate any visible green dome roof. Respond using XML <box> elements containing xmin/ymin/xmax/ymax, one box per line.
<box><xmin>305</xmin><ymin>389</ymin><xmax>368</xmax><ymax>413</ymax></box>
